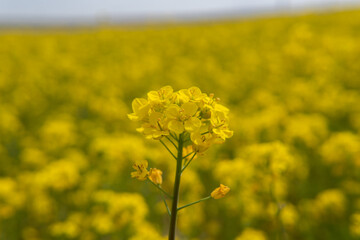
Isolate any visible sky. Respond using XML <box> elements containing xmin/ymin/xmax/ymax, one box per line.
<box><xmin>0</xmin><ymin>0</ymin><xmax>360</xmax><ymax>24</ymax></box>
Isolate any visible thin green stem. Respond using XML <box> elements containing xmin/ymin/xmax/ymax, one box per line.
<box><xmin>147</xmin><ymin>179</ymin><xmax>173</xmax><ymax>199</ymax></box>
<box><xmin>165</xmin><ymin>136</ymin><xmax>178</xmax><ymax>150</ymax></box>
<box><xmin>168</xmin><ymin>133</ymin><xmax>183</xmax><ymax>240</ymax></box>
<box><xmin>162</xmin><ymin>197</ymin><xmax>171</xmax><ymax>217</ymax></box>
<box><xmin>160</xmin><ymin>139</ymin><xmax>177</xmax><ymax>160</ymax></box>
<box><xmin>177</xmin><ymin>196</ymin><xmax>211</xmax><ymax>211</ymax></box>
<box><xmin>169</xmin><ymin>132</ymin><xmax>178</xmax><ymax>141</ymax></box>
<box><xmin>182</xmin><ymin>151</ymin><xmax>194</xmax><ymax>160</ymax></box>
<box><xmin>181</xmin><ymin>152</ymin><xmax>197</xmax><ymax>173</ymax></box>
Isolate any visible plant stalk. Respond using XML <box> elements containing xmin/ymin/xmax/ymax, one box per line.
<box><xmin>168</xmin><ymin>133</ymin><xmax>183</xmax><ymax>240</ymax></box>
<box><xmin>177</xmin><ymin>196</ymin><xmax>211</xmax><ymax>212</ymax></box>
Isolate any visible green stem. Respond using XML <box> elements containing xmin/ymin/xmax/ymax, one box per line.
<box><xmin>169</xmin><ymin>132</ymin><xmax>178</xmax><ymax>141</ymax></box>
<box><xmin>147</xmin><ymin>179</ymin><xmax>173</xmax><ymax>199</ymax></box>
<box><xmin>165</xmin><ymin>136</ymin><xmax>178</xmax><ymax>150</ymax></box>
<box><xmin>168</xmin><ymin>133</ymin><xmax>183</xmax><ymax>240</ymax></box>
<box><xmin>181</xmin><ymin>152</ymin><xmax>196</xmax><ymax>173</ymax></box>
<box><xmin>162</xmin><ymin>197</ymin><xmax>171</xmax><ymax>217</ymax></box>
<box><xmin>182</xmin><ymin>151</ymin><xmax>194</xmax><ymax>160</ymax></box>
<box><xmin>177</xmin><ymin>196</ymin><xmax>211</xmax><ymax>211</ymax></box>
<box><xmin>160</xmin><ymin>139</ymin><xmax>177</xmax><ymax>160</ymax></box>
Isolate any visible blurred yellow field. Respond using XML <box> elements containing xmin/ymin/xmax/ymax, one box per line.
<box><xmin>1</xmin><ymin>9</ymin><xmax>360</xmax><ymax>240</ymax></box>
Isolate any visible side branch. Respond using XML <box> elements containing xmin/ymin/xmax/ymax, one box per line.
<box><xmin>181</xmin><ymin>152</ymin><xmax>197</xmax><ymax>173</ymax></box>
<box><xmin>162</xmin><ymin>197</ymin><xmax>171</xmax><ymax>217</ymax></box>
<box><xmin>177</xmin><ymin>196</ymin><xmax>211</xmax><ymax>211</ymax></box>
<box><xmin>165</xmin><ymin>136</ymin><xmax>178</xmax><ymax>150</ymax></box>
<box><xmin>160</xmin><ymin>139</ymin><xmax>177</xmax><ymax>160</ymax></box>
<box><xmin>147</xmin><ymin>179</ymin><xmax>173</xmax><ymax>199</ymax></box>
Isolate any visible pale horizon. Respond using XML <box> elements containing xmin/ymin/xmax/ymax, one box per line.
<box><xmin>0</xmin><ymin>0</ymin><xmax>360</xmax><ymax>25</ymax></box>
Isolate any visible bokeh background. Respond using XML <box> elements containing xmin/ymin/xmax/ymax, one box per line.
<box><xmin>1</xmin><ymin>1</ymin><xmax>360</xmax><ymax>239</ymax></box>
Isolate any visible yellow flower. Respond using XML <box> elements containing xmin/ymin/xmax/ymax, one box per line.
<box><xmin>190</xmin><ymin>131</ymin><xmax>216</xmax><ymax>154</ymax></box>
<box><xmin>178</xmin><ymin>86</ymin><xmax>204</xmax><ymax>102</ymax></box>
<box><xmin>128</xmin><ymin>86</ymin><xmax>233</xmax><ymax>149</ymax></box>
<box><xmin>147</xmin><ymin>85</ymin><xmax>174</xmax><ymax>103</ymax></box>
<box><xmin>127</xmin><ymin>98</ymin><xmax>150</xmax><ymax>121</ymax></box>
<box><xmin>211</xmin><ymin>108</ymin><xmax>233</xmax><ymax>140</ymax></box>
<box><xmin>137</xmin><ymin>111</ymin><xmax>169</xmax><ymax>139</ymax></box>
<box><xmin>148</xmin><ymin>168</ymin><xmax>163</xmax><ymax>185</ymax></box>
<box><xmin>166</xmin><ymin>102</ymin><xmax>201</xmax><ymax>134</ymax></box>
<box><xmin>211</xmin><ymin>184</ymin><xmax>230</xmax><ymax>199</ymax></box>
<box><xmin>131</xmin><ymin>160</ymin><xmax>149</xmax><ymax>181</ymax></box>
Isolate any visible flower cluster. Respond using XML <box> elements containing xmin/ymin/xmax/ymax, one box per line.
<box><xmin>128</xmin><ymin>86</ymin><xmax>233</xmax><ymax>153</ymax></box>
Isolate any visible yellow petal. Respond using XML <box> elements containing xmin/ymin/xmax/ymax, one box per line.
<box><xmin>188</xmin><ymin>86</ymin><xmax>203</xmax><ymax>100</ymax></box>
<box><xmin>223</xmin><ymin>129</ymin><xmax>233</xmax><ymax>138</ymax></box>
<box><xmin>210</xmin><ymin>110</ymin><xmax>227</xmax><ymax>126</ymax></box>
<box><xmin>160</xmin><ymin>86</ymin><xmax>173</xmax><ymax>98</ymax></box>
<box><xmin>184</xmin><ymin>117</ymin><xmax>202</xmax><ymax>132</ymax></box>
<box><xmin>190</xmin><ymin>131</ymin><xmax>202</xmax><ymax>145</ymax></box>
<box><xmin>214</xmin><ymin>104</ymin><xmax>229</xmax><ymax>113</ymax></box>
<box><xmin>149</xmin><ymin>112</ymin><xmax>163</xmax><ymax>126</ymax></box>
<box><xmin>132</xmin><ymin>98</ymin><xmax>148</xmax><ymax>113</ymax></box>
<box><xmin>127</xmin><ymin>113</ymin><xmax>139</xmax><ymax>121</ymax></box>
<box><xmin>166</xmin><ymin>105</ymin><xmax>181</xmax><ymax>119</ymax></box>
<box><xmin>131</xmin><ymin>98</ymin><xmax>150</xmax><ymax>121</ymax></box>
<box><xmin>182</xmin><ymin>102</ymin><xmax>198</xmax><ymax>116</ymax></box>
<box><xmin>168</xmin><ymin>120</ymin><xmax>184</xmax><ymax>134</ymax></box>
<box><xmin>147</xmin><ymin>91</ymin><xmax>160</xmax><ymax>102</ymax></box>
<box><xmin>178</xmin><ymin>89</ymin><xmax>191</xmax><ymax>103</ymax></box>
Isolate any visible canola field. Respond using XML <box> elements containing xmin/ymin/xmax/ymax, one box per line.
<box><xmin>1</xmin><ymin>9</ymin><xmax>360</xmax><ymax>240</ymax></box>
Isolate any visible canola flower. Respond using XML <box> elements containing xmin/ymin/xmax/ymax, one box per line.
<box><xmin>128</xmin><ymin>86</ymin><xmax>232</xmax><ymax>239</ymax></box>
<box><xmin>128</xmin><ymin>86</ymin><xmax>233</xmax><ymax>151</ymax></box>
<box><xmin>131</xmin><ymin>160</ymin><xmax>149</xmax><ymax>181</ymax></box>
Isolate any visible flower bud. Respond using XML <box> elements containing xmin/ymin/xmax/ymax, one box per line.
<box><xmin>148</xmin><ymin>168</ymin><xmax>163</xmax><ymax>185</ymax></box>
<box><xmin>211</xmin><ymin>184</ymin><xmax>230</xmax><ymax>199</ymax></box>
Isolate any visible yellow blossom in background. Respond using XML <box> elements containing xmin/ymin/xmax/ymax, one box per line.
<box><xmin>211</xmin><ymin>184</ymin><xmax>230</xmax><ymax>199</ymax></box>
<box><xmin>313</xmin><ymin>189</ymin><xmax>346</xmax><ymax>219</ymax></box>
<box><xmin>235</xmin><ymin>228</ymin><xmax>267</xmax><ymax>240</ymax></box>
<box><xmin>350</xmin><ymin>213</ymin><xmax>360</xmax><ymax>236</ymax></box>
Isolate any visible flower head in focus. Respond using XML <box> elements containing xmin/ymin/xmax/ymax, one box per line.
<box><xmin>211</xmin><ymin>184</ymin><xmax>230</xmax><ymax>199</ymax></box>
<box><xmin>128</xmin><ymin>86</ymin><xmax>233</xmax><ymax>154</ymax></box>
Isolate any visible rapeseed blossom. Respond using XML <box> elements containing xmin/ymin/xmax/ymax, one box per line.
<box><xmin>131</xmin><ymin>160</ymin><xmax>149</xmax><ymax>181</ymax></box>
<box><xmin>128</xmin><ymin>86</ymin><xmax>233</xmax><ymax>153</ymax></box>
